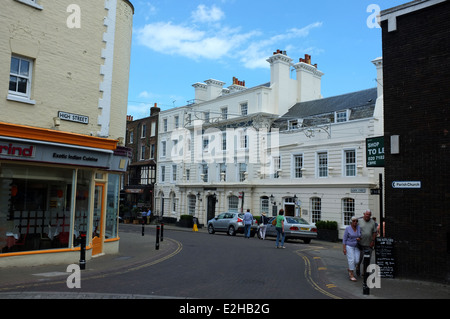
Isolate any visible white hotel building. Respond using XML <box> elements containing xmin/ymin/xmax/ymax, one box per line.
<box><xmin>155</xmin><ymin>51</ymin><xmax>384</xmax><ymax>238</ymax></box>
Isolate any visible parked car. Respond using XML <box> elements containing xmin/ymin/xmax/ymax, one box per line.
<box><xmin>207</xmin><ymin>212</ymin><xmax>258</xmax><ymax>236</ymax></box>
<box><xmin>258</xmin><ymin>216</ymin><xmax>317</xmax><ymax>243</ymax></box>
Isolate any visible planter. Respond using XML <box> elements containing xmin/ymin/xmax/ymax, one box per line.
<box><xmin>317</xmin><ymin>229</ymin><xmax>338</xmax><ymax>242</ymax></box>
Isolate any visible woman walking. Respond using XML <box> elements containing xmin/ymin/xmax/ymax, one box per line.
<box><xmin>343</xmin><ymin>216</ymin><xmax>361</xmax><ymax>281</ymax></box>
<box><xmin>275</xmin><ymin>209</ymin><xmax>286</xmax><ymax>248</ymax></box>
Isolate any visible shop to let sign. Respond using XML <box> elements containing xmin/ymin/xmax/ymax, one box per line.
<box><xmin>366</xmin><ymin>136</ymin><xmax>384</xmax><ymax>167</ymax></box>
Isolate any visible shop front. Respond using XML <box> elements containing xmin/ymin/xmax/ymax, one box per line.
<box><xmin>0</xmin><ymin>124</ymin><xmax>129</xmax><ymax>267</ymax></box>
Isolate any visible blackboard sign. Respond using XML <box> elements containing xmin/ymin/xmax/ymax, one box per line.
<box><xmin>375</xmin><ymin>237</ymin><xmax>395</xmax><ymax>278</ymax></box>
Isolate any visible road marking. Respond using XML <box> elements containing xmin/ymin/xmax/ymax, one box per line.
<box><xmin>294</xmin><ymin>249</ymin><xmax>342</xmax><ymax>299</ymax></box>
<box><xmin>0</xmin><ymin>237</ymin><xmax>183</xmax><ymax>292</ymax></box>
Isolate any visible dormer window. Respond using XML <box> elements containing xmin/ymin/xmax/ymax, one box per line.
<box><xmin>335</xmin><ymin>110</ymin><xmax>350</xmax><ymax>123</ymax></box>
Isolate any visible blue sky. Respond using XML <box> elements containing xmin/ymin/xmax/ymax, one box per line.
<box><xmin>127</xmin><ymin>0</ymin><xmax>408</xmax><ymax>119</ymax></box>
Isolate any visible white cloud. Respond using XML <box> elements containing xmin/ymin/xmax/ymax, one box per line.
<box><xmin>191</xmin><ymin>5</ymin><xmax>225</xmax><ymax>23</ymax></box>
<box><xmin>134</xmin><ymin>4</ymin><xmax>323</xmax><ymax>69</ymax></box>
<box><xmin>135</xmin><ymin>22</ymin><xmax>257</xmax><ymax>60</ymax></box>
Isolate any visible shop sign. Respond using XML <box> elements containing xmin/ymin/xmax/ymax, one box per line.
<box><xmin>0</xmin><ymin>142</ymin><xmax>35</xmax><ymax>158</ymax></box>
<box><xmin>366</xmin><ymin>136</ymin><xmax>384</xmax><ymax>167</ymax></box>
<box><xmin>58</xmin><ymin>111</ymin><xmax>89</xmax><ymax>124</ymax></box>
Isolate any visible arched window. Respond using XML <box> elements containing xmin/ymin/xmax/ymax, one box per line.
<box><xmin>342</xmin><ymin>198</ymin><xmax>355</xmax><ymax>225</ymax></box>
<box><xmin>260</xmin><ymin>196</ymin><xmax>269</xmax><ymax>215</ymax></box>
<box><xmin>187</xmin><ymin>195</ymin><xmax>196</xmax><ymax>215</ymax></box>
<box><xmin>310</xmin><ymin>197</ymin><xmax>321</xmax><ymax>223</ymax></box>
<box><xmin>228</xmin><ymin>195</ymin><xmax>239</xmax><ymax>212</ymax></box>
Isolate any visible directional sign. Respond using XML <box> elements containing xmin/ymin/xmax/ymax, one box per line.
<box><xmin>391</xmin><ymin>181</ymin><xmax>421</xmax><ymax>189</ymax></box>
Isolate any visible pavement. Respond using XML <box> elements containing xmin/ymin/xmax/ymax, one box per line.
<box><xmin>0</xmin><ymin>223</ymin><xmax>448</xmax><ymax>299</ymax></box>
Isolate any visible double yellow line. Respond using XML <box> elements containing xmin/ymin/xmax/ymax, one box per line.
<box><xmin>295</xmin><ymin>250</ymin><xmax>342</xmax><ymax>300</ymax></box>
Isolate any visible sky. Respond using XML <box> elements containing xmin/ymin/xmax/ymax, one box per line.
<box><xmin>127</xmin><ymin>0</ymin><xmax>408</xmax><ymax>120</ymax></box>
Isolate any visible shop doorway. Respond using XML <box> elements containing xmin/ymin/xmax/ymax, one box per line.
<box><xmin>92</xmin><ymin>183</ymin><xmax>105</xmax><ymax>256</ymax></box>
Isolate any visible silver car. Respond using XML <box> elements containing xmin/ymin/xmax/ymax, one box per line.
<box><xmin>258</xmin><ymin>216</ymin><xmax>317</xmax><ymax>243</ymax></box>
<box><xmin>207</xmin><ymin>212</ymin><xmax>258</xmax><ymax>236</ymax></box>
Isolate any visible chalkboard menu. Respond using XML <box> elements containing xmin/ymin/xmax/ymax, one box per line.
<box><xmin>375</xmin><ymin>237</ymin><xmax>395</xmax><ymax>278</ymax></box>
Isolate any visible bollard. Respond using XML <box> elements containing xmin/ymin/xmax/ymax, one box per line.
<box><xmin>142</xmin><ymin>220</ymin><xmax>145</xmax><ymax>236</ymax></box>
<box><xmin>79</xmin><ymin>231</ymin><xmax>86</xmax><ymax>270</ymax></box>
<box><xmin>155</xmin><ymin>225</ymin><xmax>160</xmax><ymax>250</ymax></box>
<box><xmin>161</xmin><ymin>223</ymin><xmax>164</xmax><ymax>242</ymax></box>
<box><xmin>362</xmin><ymin>248</ymin><xmax>371</xmax><ymax>295</ymax></box>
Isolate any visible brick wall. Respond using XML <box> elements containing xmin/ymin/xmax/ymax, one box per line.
<box><xmin>381</xmin><ymin>1</ymin><xmax>450</xmax><ymax>283</ymax></box>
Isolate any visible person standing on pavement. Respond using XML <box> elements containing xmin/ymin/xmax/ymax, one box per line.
<box><xmin>343</xmin><ymin>216</ymin><xmax>361</xmax><ymax>281</ymax></box>
<box><xmin>259</xmin><ymin>212</ymin><xmax>269</xmax><ymax>240</ymax></box>
<box><xmin>356</xmin><ymin>210</ymin><xmax>377</xmax><ymax>276</ymax></box>
<box><xmin>275</xmin><ymin>209</ymin><xmax>286</xmax><ymax>248</ymax></box>
<box><xmin>147</xmin><ymin>208</ymin><xmax>152</xmax><ymax>225</ymax></box>
<box><xmin>141</xmin><ymin>208</ymin><xmax>147</xmax><ymax>225</ymax></box>
<box><xmin>243</xmin><ymin>209</ymin><xmax>253</xmax><ymax>238</ymax></box>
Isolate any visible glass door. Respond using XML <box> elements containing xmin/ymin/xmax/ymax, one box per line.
<box><xmin>92</xmin><ymin>183</ymin><xmax>105</xmax><ymax>256</ymax></box>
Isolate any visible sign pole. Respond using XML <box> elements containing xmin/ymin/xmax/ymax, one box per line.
<box><xmin>379</xmin><ymin>173</ymin><xmax>383</xmax><ymax>237</ymax></box>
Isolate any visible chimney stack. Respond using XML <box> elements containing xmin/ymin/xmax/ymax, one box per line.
<box><xmin>293</xmin><ymin>54</ymin><xmax>324</xmax><ymax>102</ymax></box>
<box><xmin>126</xmin><ymin>115</ymin><xmax>133</xmax><ymax>122</ymax></box>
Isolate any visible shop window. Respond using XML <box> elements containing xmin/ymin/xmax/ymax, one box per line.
<box><xmin>0</xmin><ymin>164</ymin><xmax>88</xmax><ymax>254</ymax></box>
<box><xmin>105</xmin><ymin>174</ymin><xmax>120</xmax><ymax>239</ymax></box>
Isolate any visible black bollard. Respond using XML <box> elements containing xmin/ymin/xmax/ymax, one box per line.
<box><xmin>161</xmin><ymin>223</ymin><xmax>164</xmax><ymax>242</ymax></box>
<box><xmin>362</xmin><ymin>248</ymin><xmax>371</xmax><ymax>295</ymax></box>
<box><xmin>155</xmin><ymin>225</ymin><xmax>160</xmax><ymax>250</ymax></box>
<box><xmin>142</xmin><ymin>220</ymin><xmax>145</xmax><ymax>236</ymax></box>
<box><xmin>79</xmin><ymin>231</ymin><xmax>86</xmax><ymax>270</ymax></box>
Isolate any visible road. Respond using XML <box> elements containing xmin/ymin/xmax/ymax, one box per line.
<box><xmin>1</xmin><ymin>224</ymin><xmax>351</xmax><ymax>299</ymax></box>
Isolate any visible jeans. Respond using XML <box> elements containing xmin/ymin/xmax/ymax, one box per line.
<box><xmin>244</xmin><ymin>224</ymin><xmax>251</xmax><ymax>238</ymax></box>
<box><xmin>276</xmin><ymin>227</ymin><xmax>285</xmax><ymax>247</ymax></box>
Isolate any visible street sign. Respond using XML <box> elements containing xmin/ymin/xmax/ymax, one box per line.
<box><xmin>392</xmin><ymin>181</ymin><xmax>421</xmax><ymax>189</ymax></box>
<box><xmin>370</xmin><ymin>188</ymin><xmax>381</xmax><ymax>195</ymax></box>
<box><xmin>366</xmin><ymin>136</ymin><xmax>384</xmax><ymax>167</ymax></box>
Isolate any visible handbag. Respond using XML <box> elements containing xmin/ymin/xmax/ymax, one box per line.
<box><xmin>272</xmin><ymin>218</ymin><xmax>277</xmax><ymax>226</ymax></box>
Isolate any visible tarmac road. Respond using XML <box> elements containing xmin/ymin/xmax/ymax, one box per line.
<box><xmin>0</xmin><ymin>224</ymin><xmax>344</xmax><ymax>299</ymax></box>
<box><xmin>0</xmin><ymin>223</ymin><xmax>448</xmax><ymax>301</ymax></box>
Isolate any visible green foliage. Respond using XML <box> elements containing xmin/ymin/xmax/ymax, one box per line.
<box><xmin>315</xmin><ymin>220</ymin><xmax>338</xmax><ymax>230</ymax></box>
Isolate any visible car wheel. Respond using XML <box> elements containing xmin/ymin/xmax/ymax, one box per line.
<box><xmin>208</xmin><ymin>224</ymin><xmax>215</xmax><ymax>234</ymax></box>
<box><xmin>303</xmin><ymin>238</ymin><xmax>311</xmax><ymax>244</ymax></box>
<box><xmin>227</xmin><ymin>226</ymin><xmax>236</xmax><ymax>236</ymax></box>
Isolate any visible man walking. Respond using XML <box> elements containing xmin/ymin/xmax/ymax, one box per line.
<box><xmin>356</xmin><ymin>209</ymin><xmax>377</xmax><ymax>276</ymax></box>
<box><xmin>243</xmin><ymin>209</ymin><xmax>253</xmax><ymax>238</ymax></box>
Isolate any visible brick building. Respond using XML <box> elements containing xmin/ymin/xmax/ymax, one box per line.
<box><xmin>123</xmin><ymin>104</ymin><xmax>160</xmax><ymax>215</ymax></box>
<box><xmin>380</xmin><ymin>0</ymin><xmax>450</xmax><ymax>283</ymax></box>
<box><xmin>0</xmin><ymin>0</ymin><xmax>134</xmax><ymax>267</ymax></box>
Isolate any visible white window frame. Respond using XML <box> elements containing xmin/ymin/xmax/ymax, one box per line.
<box><xmin>317</xmin><ymin>151</ymin><xmax>328</xmax><ymax>178</ymax></box>
<box><xmin>343</xmin><ymin>149</ymin><xmax>357</xmax><ymax>177</ymax></box>
<box><xmin>342</xmin><ymin>198</ymin><xmax>355</xmax><ymax>226</ymax></box>
<box><xmin>221</xmin><ymin>107</ymin><xmax>228</xmax><ymax>120</ymax></box>
<box><xmin>172</xmin><ymin>164</ymin><xmax>177</xmax><ymax>182</ymax></box>
<box><xmin>8</xmin><ymin>55</ymin><xmax>35</xmax><ymax>104</ymax></box>
<box><xmin>160</xmin><ymin>166</ymin><xmax>166</xmax><ymax>182</ymax></box>
<box><xmin>240</xmin><ymin>102</ymin><xmax>248</xmax><ymax>116</ymax></box>
<box><xmin>335</xmin><ymin>110</ymin><xmax>350</xmax><ymax>123</ymax></box>
<box><xmin>292</xmin><ymin>153</ymin><xmax>303</xmax><ymax>179</ymax></box>
<box><xmin>271</xmin><ymin>156</ymin><xmax>281</xmax><ymax>179</ymax></box>
<box><xmin>161</xmin><ymin>141</ymin><xmax>167</xmax><ymax>158</ymax></box>
<box><xmin>141</xmin><ymin>124</ymin><xmax>146</xmax><ymax>138</ymax></box>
